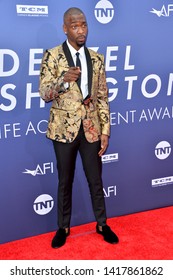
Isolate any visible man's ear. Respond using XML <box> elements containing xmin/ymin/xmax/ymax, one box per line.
<box><xmin>63</xmin><ymin>24</ymin><xmax>67</xmax><ymax>34</ymax></box>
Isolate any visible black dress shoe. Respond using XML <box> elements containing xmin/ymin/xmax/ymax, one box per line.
<box><xmin>96</xmin><ymin>224</ymin><xmax>119</xmax><ymax>244</ymax></box>
<box><xmin>51</xmin><ymin>228</ymin><xmax>70</xmax><ymax>248</ymax></box>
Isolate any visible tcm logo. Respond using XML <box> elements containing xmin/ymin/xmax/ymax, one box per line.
<box><xmin>155</xmin><ymin>141</ymin><xmax>171</xmax><ymax>160</ymax></box>
<box><xmin>152</xmin><ymin>176</ymin><xmax>173</xmax><ymax>187</ymax></box>
<box><xmin>94</xmin><ymin>0</ymin><xmax>114</xmax><ymax>24</ymax></box>
<box><xmin>102</xmin><ymin>153</ymin><xmax>118</xmax><ymax>163</ymax></box>
<box><xmin>150</xmin><ymin>4</ymin><xmax>173</xmax><ymax>17</ymax></box>
<box><xmin>33</xmin><ymin>194</ymin><xmax>54</xmax><ymax>215</ymax></box>
<box><xmin>23</xmin><ymin>162</ymin><xmax>53</xmax><ymax>176</ymax></box>
<box><xmin>16</xmin><ymin>5</ymin><xmax>48</xmax><ymax>16</ymax></box>
<box><xmin>103</xmin><ymin>185</ymin><xmax>116</xmax><ymax>197</ymax></box>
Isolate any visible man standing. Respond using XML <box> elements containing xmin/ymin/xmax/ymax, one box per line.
<box><xmin>39</xmin><ymin>7</ymin><xmax>119</xmax><ymax>248</ymax></box>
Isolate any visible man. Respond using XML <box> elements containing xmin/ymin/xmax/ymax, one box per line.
<box><xmin>39</xmin><ymin>7</ymin><xmax>119</xmax><ymax>248</ymax></box>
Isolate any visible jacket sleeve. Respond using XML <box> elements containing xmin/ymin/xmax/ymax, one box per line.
<box><xmin>97</xmin><ymin>54</ymin><xmax>110</xmax><ymax>136</ymax></box>
<box><xmin>39</xmin><ymin>50</ymin><xmax>67</xmax><ymax>102</ymax></box>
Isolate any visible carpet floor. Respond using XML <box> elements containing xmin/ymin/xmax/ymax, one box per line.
<box><xmin>0</xmin><ymin>206</ymin><xmax>173</xmax><ymax>260</ymax></box>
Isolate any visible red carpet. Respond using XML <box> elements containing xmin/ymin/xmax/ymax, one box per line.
<box><xmin>0</xmin><ymin>206</ymin><xmax>173</xmax><ymax>260</ymax></box>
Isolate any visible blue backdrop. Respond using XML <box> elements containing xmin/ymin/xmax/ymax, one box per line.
<box><xmin>0</xmin><ymin>0</ymin><xmax>173</xmax><ymax>244</ymax></box>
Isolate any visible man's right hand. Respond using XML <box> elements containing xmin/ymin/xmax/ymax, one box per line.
<box><xmin>63</xmin><ymin>67</ymin><xmax>81</xmax><ymax>83</ymax></box>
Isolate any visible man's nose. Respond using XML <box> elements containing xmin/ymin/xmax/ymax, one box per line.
<box><xmin>77</xmin><ymin>26</ymin><xmax>84</xmax><ymax>34</ymax></box>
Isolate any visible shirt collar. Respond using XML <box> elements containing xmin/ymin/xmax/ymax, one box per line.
<box><xmin>66</xmin><ymin>40</ymin><xmax>85</xmax><ymax>59</ymax></box>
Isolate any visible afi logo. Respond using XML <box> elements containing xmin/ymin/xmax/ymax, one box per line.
<box><xmin>155</xmin><ymin>141</ymin><xmax>171</xmax><ymax>160</ymax></box>
<box><xmin>95</xmin><ymin>0</ymin><xmax>114</xmax><ymax>24</ymax></box>
<box><xmin>23</xmin><ymin>162</ymin><xmax>53</xmax><ymax>176</ymax></box>
<box><xmin>150</xmin><ymin>5</ymin><xmax>173</xmax><ymax>17</ymax></box>
<box><xmin>33</xmin><ymin>194</ymin><xmax>54</xmax><ymax>215</ymax></box>
<box><xmin>104</xmin><ymin>186</ymin><xmax>116</xmax><ymax>197</ymax></box>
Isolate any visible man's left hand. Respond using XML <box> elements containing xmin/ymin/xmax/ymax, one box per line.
<box><xmin>98</xmin><ymin>134</ymin><xmax>109</xmax><ymax>157</ymax></box>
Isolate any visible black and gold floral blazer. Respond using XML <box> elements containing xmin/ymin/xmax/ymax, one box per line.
<box><xmin>39</xmin><ymin>41</ymin><xmax>110</xmax><ymax>143</ymax></box>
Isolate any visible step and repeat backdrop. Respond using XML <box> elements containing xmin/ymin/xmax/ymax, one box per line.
<box><xmin>0</xmin><ymin>0</ymin><xmax>173</xmax><ymax>244</ymax></box>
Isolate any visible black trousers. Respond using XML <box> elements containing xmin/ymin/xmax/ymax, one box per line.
<box><xmin>53</xmin><ymin>125</ymin><xmax>107</xmax><ymax>229</ymax></box>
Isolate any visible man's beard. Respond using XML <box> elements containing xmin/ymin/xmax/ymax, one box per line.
<box><xmin>77</xmin><ymin>42</ymin><xmax>85</xmax><ymax>47</ymax></box>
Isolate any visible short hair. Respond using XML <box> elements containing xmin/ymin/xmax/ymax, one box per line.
<box><xmin>63</xmin><ymin>7</ymin><xmax>85</xmax><ymax>23</ymax></box>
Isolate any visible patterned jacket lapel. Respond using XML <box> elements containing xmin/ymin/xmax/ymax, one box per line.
<box><xmin>62</xmin><ymin>41</ymin><xmax>75</xmax><ymax>67</ymax></box>
<box><xmin>84</xmin><ymin>47</ymin><xmax>92</xmax><ymax>99</ymax></box>
<box><xmin>62</xmin><ymin>41</ymin><xmax>93</xmax><ymax>99</ymax></box>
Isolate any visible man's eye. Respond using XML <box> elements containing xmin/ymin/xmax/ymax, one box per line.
<box><xmin>72</xmin><ymin>26</ymin><xmax>77</xmax><ymax>30</ymax></box>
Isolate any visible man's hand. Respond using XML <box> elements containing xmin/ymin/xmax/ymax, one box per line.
<box><xmin>98</xmin><ymin>134</ymin><xmax>109</xmax><ymax>157</ymax></box>
<box><xmin>63</xmin><ymin>67</ymin><xmax>81</xmax><ymax>83</ymax></box>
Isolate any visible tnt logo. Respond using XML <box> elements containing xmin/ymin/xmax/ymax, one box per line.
<box><xmin>94</xmin><ymin>0</ymin><xmax>114</xmax><ymax>24</ymax></box>
<box><xmin>155</xmin><ymin>141</ymin><xmax>171</xmax><ymax>160</ymax></box>
<box><xmin>33</xmin><ymin>194</ymin><xmax>54</xmax><ymax>215</ymax></box>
